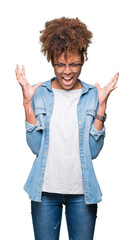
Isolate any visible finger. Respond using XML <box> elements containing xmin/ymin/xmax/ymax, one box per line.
<box><xmin>15</xmin><ymin>68</ymin><xmax>20</xmax><ymax>80</ymax></box>
<box><xmin>16</xmin><ymin>75</ymin><xmax>24</xmax><ymax>86</ymax></box>
<box><xmin>116</xmin><ymin>72</ymin><xmax>119</xmax><ymax>76</ymax></box>
<box><xmin>95</xmin><ymin>82</ymin><xmax>101</xmax><ymax>91</ymax></box>
<box><xmin>15</xmin><ymin>64</ymin><xmax>21</xmax><ymax>79</ymax></box>
<box><xmin>16</xmin><ymin>64</ymin><xmax>20</xmax><ymax>74</ymax></box>
<box><xmin>21</xmin><ymin>65</ymin><xmax>26</xmax><ymax>79</ymax></box>
<box><xmin>22</xmin><ymin>65</ymin><xmax>25</xmax><ymax>71</ymax></box>
<box><xmin>22</xmin><ymin>65</ymin><xmax>25</xmax><ymax>74</ymax></box>
<box><xmin>108</xmin><ymin>72</ymin><xmax>119</xmax><ymax>89</ymax></box>
<box><xmin>15</xmin><ymin>65</ymin><xmax>24</xmax><ymax>85</ymax></box>
<box><xmin>112</xmin><ymin>74</ymin><xmax>119</xmax><ymax>86</ymax></box>
<box><xmin>19</xmin><ymin>72</ymin><xmax>26</xmax><ymax>85</ymax></box>
<box><xmin>112</xmin><ymin>72</ymin><xmax>119</xmax><ymax>82</ymax></box>
<box><xmin>15</xmin><ymin>64</ymin><xmax>20</xmax><ymax>74</ymax></box>
<box><xmin>110</xmin><ymin>86</ymin><xmax>118</xmax><ymax>92</ymax></box>
<box><xmin>33</xmin><ymin>82</ymin><xmax>42</xmax><ymax>91</ymax></box>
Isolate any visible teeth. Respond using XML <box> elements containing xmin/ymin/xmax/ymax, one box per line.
<box><xmin>63</xmin><ymin>77</ymin><xmax>72</xmax><ymax>80</ymax></box>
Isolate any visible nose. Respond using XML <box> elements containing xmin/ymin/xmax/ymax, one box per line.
<box><xmin>64</xmin><ymin>65</ymin><xmax>72</xmax><ymax>74</ymax></box>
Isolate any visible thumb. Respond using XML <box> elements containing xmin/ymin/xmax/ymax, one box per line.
<box><xmin>95</xmin><ymin>82</ymin><xmax>101</xmax><ymax>91</ymax></box>
<box><xmin>33</xmin><ymin>82</ymin><xmax>42</xmax><ymax>91</ymax></box>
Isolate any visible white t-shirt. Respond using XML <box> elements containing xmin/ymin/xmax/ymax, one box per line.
<box><xmin>42</xmin><ymin>87</ymin><xmax>84</xmax><ymax>194</ymax></box>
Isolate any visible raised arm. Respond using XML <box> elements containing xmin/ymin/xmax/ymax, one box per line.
<box><xmin>15</xmin><ymin>64</ymin><xmax>42</xmax><ymax>155</ymax></box>
<box><xmin>15</xmin><ymin>64</ymin><xmax>42</xmax><ymax>123</ymax></box>
<box><xmin>90</xmin><ymin>72</ymin><xmax>119</xmax><ymax>159</ymax></box>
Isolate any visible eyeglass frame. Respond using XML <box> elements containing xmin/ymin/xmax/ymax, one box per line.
<box><xmin>53</xmin><ymin>62</ymin><xmax>83</xmax><ymax>73</ymax></box>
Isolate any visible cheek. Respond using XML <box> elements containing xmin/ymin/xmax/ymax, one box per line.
<box><xmin>57</xmin><ymin>74</ymin><xmax>62</xmax><ymax>80</ymax></box>
<box><xmin>54</xmin><ymin>70</ymin><xmax>61</xmax><ymax>80</ymax></box>
<box><xmin>74</xmin><ymin>71</ymin><xmax>81</xmax><ymax>79</ymax></box>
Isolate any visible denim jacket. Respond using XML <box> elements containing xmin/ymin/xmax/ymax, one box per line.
<box><xmin>24</xmin><ymin>77</ymin><xmax>106</xmax><ymax>204</ymax></box>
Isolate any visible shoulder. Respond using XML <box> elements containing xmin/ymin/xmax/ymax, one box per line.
<box><xmin>79</xmin><ymin>79</ymin><xmax>97</xmax><ymax>92</ymax></box>
<box><xmin>31</xmin><ymin>84</ymin><xmax>46</xmax><ymax>109</ymax></box>
<box><xmin>32</xmin><ymin>79</ymin><xmax>51</xmax><ymax>96</ymax></box>
<box><xmin>81</xmin><ymin>81</ymin><xmax>97</xmax><ymax>96</ymax></box>
<box><xmin>31</xmin><ymin>79</ymin><xmax>52</xmax><ymax>109</ymax></box>
<box><xmin>80</xmin><ymin>80</ymin><xmax>98</xmax><ymax>107</ymax></box>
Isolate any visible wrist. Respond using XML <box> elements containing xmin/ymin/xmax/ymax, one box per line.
<box><xmin>97</xmin><ymin>104</ymin><xmax>106</xmax><ymax>116</ymax></box>
<box><xmin>23</xmin><ymin>100</ymin><xmax>32</xmax><ymax>106</ymax></box>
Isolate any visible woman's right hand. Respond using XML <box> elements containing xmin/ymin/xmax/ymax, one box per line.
<box><xmin>15</xmin><ymin>64</ymin><xmax>42</xmax><ymax>105</ymax></box>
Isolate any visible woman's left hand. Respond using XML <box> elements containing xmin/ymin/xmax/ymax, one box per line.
<box><xmin>95</xmin><ymin>72</ymin><xmax>119</xmax><ymax>107</ymax></box>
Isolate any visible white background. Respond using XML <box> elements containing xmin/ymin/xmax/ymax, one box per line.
<box><xmin>0</xmin><ymin>0</ymin><xmax>134</xmax><ymax>239</ymax></box>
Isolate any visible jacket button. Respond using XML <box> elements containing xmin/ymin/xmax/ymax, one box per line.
<box><xmin>42</xmin><ymin>167</ymin><xmax>45</xmax><ymax>170</ymax></box>
<box><xmin>45</xmin><ymin>152</ymin><xmax>47</xmax><ymax>155</ymax></box>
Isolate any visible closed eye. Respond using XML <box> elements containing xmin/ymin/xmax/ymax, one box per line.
<box><xmin>55</xmin><ymin>63</ymin><xmax>66</xmax><ymax>67</ymax></box>
<box><xmin>55</xmin><ymin>63</ymin><xmax>81</xmax><ymax>67</ymax></box>
<box><xmin>69</xmin><ymin>63</ymin><xmax>81</xmax><ymax>67</ymax></box>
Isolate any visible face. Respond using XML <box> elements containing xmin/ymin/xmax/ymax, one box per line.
<box><xmin>52</xmin><ymin>52</ymin><xmax>84</xmax><ymax>90</ymax></box>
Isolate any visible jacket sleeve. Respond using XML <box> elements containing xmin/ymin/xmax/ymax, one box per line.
<box><xmin>24</xmin><ymin>90</ymin><xmax>46</xmax><ymax>155</ymax></box>
<box><xmin>89</xmin><ymin>95</ymin><xmax>106</xmax><ymax>159</ymax></box>
<box><xmin>25</xmin><ymin>119</ymin><xmax>42</xmax><ymax>155</ymax></box>
<box><xmin>89</xmin><ymin>124</ymin><xmax>106</xmax><ymax>159</ymax></box>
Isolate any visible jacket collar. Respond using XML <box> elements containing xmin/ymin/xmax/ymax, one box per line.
<box><xmin>41</xmin><ymin>77</ymin><xmax>95</xmax><ymax>94</ymax></box>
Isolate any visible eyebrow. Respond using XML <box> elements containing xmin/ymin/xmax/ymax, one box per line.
<box><xmin>57</xmin><ymin>61</ymin><xmax>81</xmax><ymax>64</ymax></box>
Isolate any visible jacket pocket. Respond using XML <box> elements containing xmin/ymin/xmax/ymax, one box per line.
<box><xmin>85</xmin><ymin>109</ymin><xmax>96</xmax><ymax>131</ymax></box>
<box><xmin>35</xmin><ymin>108</ymin><xmax>47</xmax><ymax>131</ymax></box>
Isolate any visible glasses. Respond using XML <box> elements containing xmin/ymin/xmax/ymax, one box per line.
<box><xmin>53</xmin><ymin>63</ymin><xmax>82</xmax><ymax>73</ymax></box>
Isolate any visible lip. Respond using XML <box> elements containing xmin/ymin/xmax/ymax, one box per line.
<box><xmin>62</xmin><ymin>76</ymin><xmax>74</xmax><ymax>86</ymax></box>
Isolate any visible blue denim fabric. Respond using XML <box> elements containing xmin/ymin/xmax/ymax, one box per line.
<box><xmin>31</xmin><ymin>192</ymin><xmax>98</xmax><ymax>240</ymax></box>
<box><xmin>24</xmin><ymin>77</ymin><xmax>106</xmax><ymax>204</ymax></box>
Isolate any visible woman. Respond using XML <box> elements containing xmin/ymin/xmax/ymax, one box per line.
<box><xmin>15</xmin><ymin>17</ymin><xmax>119</xmax><ymax>240</ymax></box>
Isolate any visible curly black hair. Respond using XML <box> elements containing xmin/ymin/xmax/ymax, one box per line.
<box><xmin>39</xmin><ymin>17</ymin><xmax>93</xmax><ymax>63</ymax></box>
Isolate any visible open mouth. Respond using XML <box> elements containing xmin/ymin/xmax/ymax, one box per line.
<box><xmin>62</xmin><ymin>76</ymin><xmax>73</xmax><ymax>85</ymax></box>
